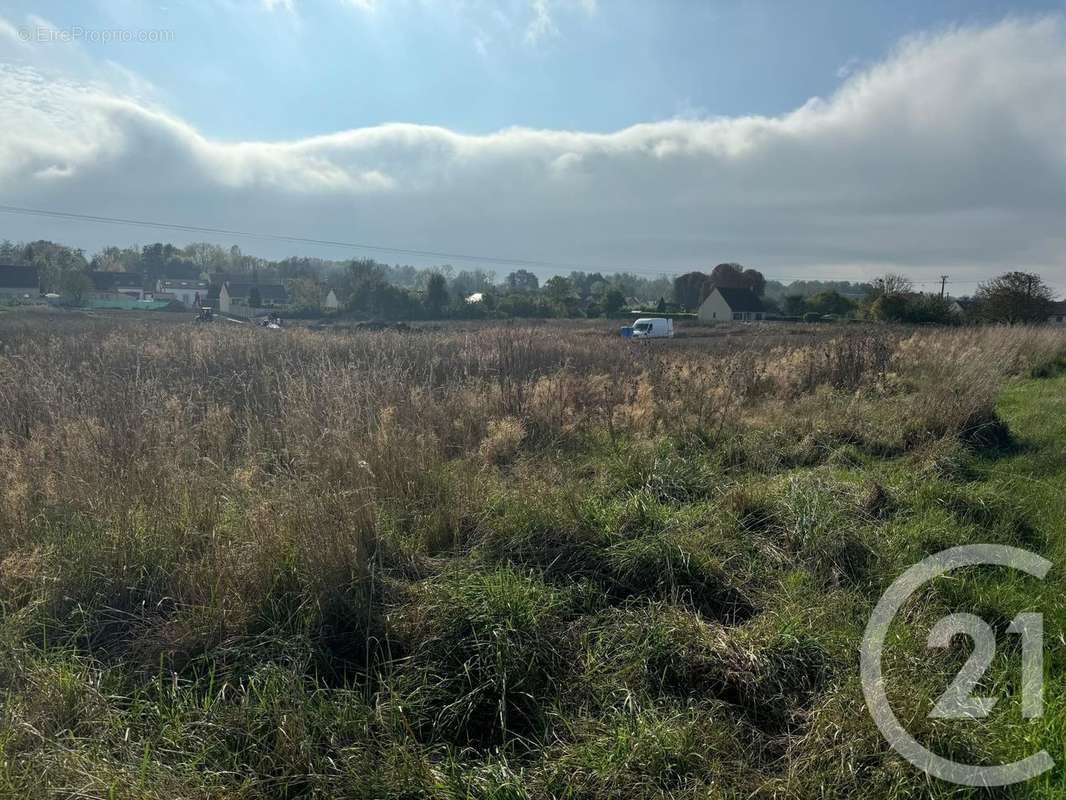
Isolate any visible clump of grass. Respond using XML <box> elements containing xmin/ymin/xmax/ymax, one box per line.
<box><xmin>773</xmin><ymin>474</ymin><xmax>880</xmax><ymax>588</ymax></box>
<box><xmin>538</xmin><ymin>705</ymin><xmax>750</xmax><ymax>800</ymax></box>
<box><xmin>597</xmin><ymin>439</ymin><xmax>719</xmax><ymax>503</ymax></box>
<box><xmin>719</xmin><ymin>484</ymin><xmax>781</xmax><ymax>532</ymax></box>
<box><xmin>911</xmin><ymin>436</ymin><xmax>976</xmax><ymax>482</ymax></box>
<box><xmin>570</xmin><ymin>602</ymin><xmax>827</xmax><ymax>733</ymax></box>
<box><xmin>859</xmin><ymin>480</ymin><xmax>893</xmax><ymax>519</ymax></box>
<box><xmin>479</xmin><ymin>416</ymin><xmax>527</xmax><ymax>464</ymax></box>
<box><xmin>826</xmin><ymin>443</ymin><xmax>868</xmax><ymax>469</ymax></box>
<box><xmin>957</xmin><ymin>407</ymin><xmax>1016</xmax><ymax>452</ymax></box>
<box><xmin>922</xmin><ymin>482</ymin><xmax>1040</xmax><ymax>548</ymax></box>
<box><xmin>622</xmin><ymin>541</ymin><xmax>752</xmax><ymax>621</ymax></box>
<box><xmin>477</xmin><ymin>487</ymin><xmax>754</xmax><ymax>623</ymax></box>
<box><xmin>388</xmin><ymin>566</ymin><xmax>581</xmax><ymax>745</ymax></box>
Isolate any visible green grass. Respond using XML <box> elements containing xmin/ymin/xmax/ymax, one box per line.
<box><xmin>3</xmin><ymin>327</ymin><xmax>1066</xmax><ymax>798</ymax></box>
<box><xmin>978</xmin><ymin>374</ymin><xmax>1066</xmax><ymax>798</ymax></box>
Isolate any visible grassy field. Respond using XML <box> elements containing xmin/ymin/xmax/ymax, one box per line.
<box><xmin>0</xmin><ymin>315</ymin><xmax>1065</xmax><ymax>798</ymax></box>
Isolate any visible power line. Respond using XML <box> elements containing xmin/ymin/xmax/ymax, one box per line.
<box><xmin>0</xmin><ymin>204</ymin><xmax>577</xmax><ymax>271</ymax></box>
<box><xmin>0</xmin><ymin>202</ymin><xmax>987</xmax><ymax>286</ymax></box>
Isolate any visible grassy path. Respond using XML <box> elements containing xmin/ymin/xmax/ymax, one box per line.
<box><xmin>982</xmin><ymin>374</ymin><xmax>1066</xmax><ymax>797</ymax></box>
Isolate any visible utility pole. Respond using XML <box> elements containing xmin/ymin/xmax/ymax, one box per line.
<box><xmin>939</xmin><ymin>275</ymin><xmax>948</xmax><ymax>298</ymax></box>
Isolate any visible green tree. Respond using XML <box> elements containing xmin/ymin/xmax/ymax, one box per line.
<box><xmin>288</xmin><ymin>277</ymin><xmax>323</xmax><ymax>310</ymax></box>
<box><xmin>90</xmin><ymin>245</ymin><xmax>137</xmax><ymax>273</ymax></box>
<box><xmin>184</xmin><ymin>242</ymin><xmax>229</xmax><ymax>274</ymax></box>
<box><xmin>906</xmin><ymin>294</ymin><xmax>955</xmax><ymax>324</ymax></box>
<box><xmin>868</xmin><ymin>293</ymin><xmax>909</xmax><ymax>322</ymax></box>
<box><xmin>543</xmin><ymin>275</ymin><xmax>574</xmax><ymax>302</ymax></box>
<box><xmin>140</xmin><ymin>243</ymin><xmax>187</xmax><ymax>283</ymax></box>
<box><xmin>497</xmin><ymin>292</ymin><xmax>539</xmax><ymax>317</ymax></box>
<box><xmin>345</xmin><ymin>259</ymin><xmax>388</xmax><ymax>313</ymax></box>
<box><xmin>863</xmin><ymin>273</ymin><xmax>915</xmax><ymax>321</ymax></box>
<box><xmin>782</xmin><ymin>294</ymin><xmax>807</xmax><ymax>316</ymax></box>
<box><xmin>708</xmin><ymin>263</ymin><xmax>766</xmax><ymax>297</ymax></box>
<box><xmin>504</xmin><ymin>270</ymin><xmax>539</xmax><ymax>293</ymax></box>
<box><xmin>23</xmin><ymin>240</ymin><xmax>88</xmax><ymax>293</ymax></box>
<box><xmin>424</xmin><ymin>273</ymin><xmax>450</xmax><ymax>317</ymax></box>
<box><xmin>60</xmin><ymin>270</ymin><xmax>93</xmax><ymax>306</ymax></box>
<box><xmin>868</xmin><ymin>292</ymin><xmax>954</xmax><ymax>324</ymax></box>
<box><xmin>450</xmin><ymin>269</ymin><xmax>495</xmax><ymax>298</ymax></box>
<box><xmin>375</xmin><ymin>284</ymin><xmax>419</xmax><ymax>319</ymax></box>
<box><xmin>601</xmin><ymin>288</ymin><xmax>626</xmax><ymax>315</ymax></box>
<box><xmin>544</xmin><ymin>275</ymin><xmax>578</xmax><ymax>316</ymax></box>
<box><xmin>806</xmin><ymin>291</ymin><xmax>856</xmax><ymax>317</ymax></box>
<box><xmin>672</xmin><ymin>272</ymin><xmax>710</xmax><ymax>310</ymax></box>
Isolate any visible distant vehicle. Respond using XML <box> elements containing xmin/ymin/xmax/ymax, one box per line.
<box><xmin>630</xmin><ymin>317</ymin><xmax>674</xmax><ymax>338</ymax></box>
<box><xmin>259</xmin><ymin>311</ymin><xmax>283</xmax><ymax>329</ymax></box>
<box><xmin>196</xmin><ymin>306</ymin><xmax>214</xmax><ymax>322</ymax></box>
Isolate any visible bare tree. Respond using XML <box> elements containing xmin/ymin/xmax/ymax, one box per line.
<box><xmin>874</xmin><ymin>273</ymin><xmax>913</xmax><ymax>296</ymax></box>
<box><xmin>974</xmin><ymin>271</ymin><xmax>1053</xmax><ymax>324</ymax></box>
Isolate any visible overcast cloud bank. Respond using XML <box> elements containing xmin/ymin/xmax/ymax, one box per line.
<box><xmin>1</xmin><ymin>15</ymin><xmax>1065</xmax><ymax>286</ymax></box>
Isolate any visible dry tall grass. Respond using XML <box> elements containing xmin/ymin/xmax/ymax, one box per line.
<box><xmin>0</xmin><ymin>316</ymin><xmax>1064</xmax><ymax>798</ymax></box>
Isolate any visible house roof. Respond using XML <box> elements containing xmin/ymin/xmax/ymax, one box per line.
<box><xmin>223</xmin><ymin>281</ymin><xmax>289</xmax><ymax>303</ymax></box>
<box><xmin>0</xmin><ymin>264</ymin><xmax>39</xmax><ymax>290</ymax></box>
<box><xmin>710</xmin><ymin>286</ymin><xmax>765</xmax><ymax>312</ymax></box>
<box><xmin>160</xmin><ymin>263</ymin><xmax>202</xmax><ymax>280</ymax></box>
<box><xmin>159</xmin><ymin>278</ymin><xmax>210</xmax><ymax>290</ymax></box>
<box><xmin>1049</xmin><ymin>300</ymin><xmax>1066</xmax><ymax>316</ymax></box>
<box><xmin>208</xmin><ymin>272</ymin><xmax>270</xmax><ymax>286</ymax></box>
<box><xmin>88</xmin><ymin>271</ymin><xmax>144</xmax><ymax>291</ymax></box>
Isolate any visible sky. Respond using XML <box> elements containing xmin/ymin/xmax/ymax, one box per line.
<box><xmin>1</xmin><ymin>0</ymin><xmax>1066</xmax><ymax>291</ymax></box>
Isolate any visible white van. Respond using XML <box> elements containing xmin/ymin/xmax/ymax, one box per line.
<box><xmin>630</xmin><ymin>317</ymin><xmax>674</xmax><ymax>338</ymax></box>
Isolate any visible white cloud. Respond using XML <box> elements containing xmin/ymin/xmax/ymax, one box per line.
<box><xmin>0</xmin><ymin>16</ymin><xmax>26</xmax><ymax>45</ymax></box>
<box><xmin>472</xmin><ymin>27</ymin><xmax>490</xmax><ymax>57</ymax></box>
<box><xmin>835</xmin><ymin>56</ymin><xmax>861</xmax><ymax>79</ymax></box>
<box><xmin>524</xmin><ymin>0</ymin><xmax>597</xmax><ymax>47</ymax></box>
<box><xmin>1</xmin><ymin>16</ymin><xmax>1066</xmax><ymax>287</ymax></box>
<box><xmin>525</xmin><ymin>0</ymin><xmax>558</xmax><ymax>45</ymax></box>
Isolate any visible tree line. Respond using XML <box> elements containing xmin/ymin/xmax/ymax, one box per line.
<box><xmin>0</xmin><ymin>238</ymin><xmax>672</xmax><ymax>317</ymax></box>
<box><xmin>671</xmin><ymin>264</ymin><xmax>1059</xmax><ymax>324</ymax></box>
<box><xmin>1</xmin><ymin>239</ymin><xmax>1058</xmax><ymax>323</ymax></box>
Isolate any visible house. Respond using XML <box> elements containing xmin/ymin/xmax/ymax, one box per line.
<box><xmin>88</xmin><ymin>271</ymin><xmax>146</xmax><ymax>300</ymax></box>
<box><xmin>324</xmin><ymin>288</ymin><xmax>341</xmax><ymax>311</ymax></box>
<box><xmin>947</xmin><ymin>297</ymin><xmax>975</xmax><ymax>318</ymax></box>
<box><xmin>698</xmin><ymin>287</ymin><xmax>765</xmax><ymax>323</ymax></box>
<box><xmin>217</xmin><ymin>281</ymin><xmax>289</xmax><ymax>313</ymax></box>
<box><xmin>1048</xmin><ymin>301</ymin><xmax>1066</xmax><ymax>326</ymax></box>
<box><xmin>157</xmin><ymin>278</ymin><xmax>210</xmax><ymax>307</ymax></box>
<box><xmin>0</xmin><ymin>264</ymin><xmax>40</xmax><ymax>299</ymax></box>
